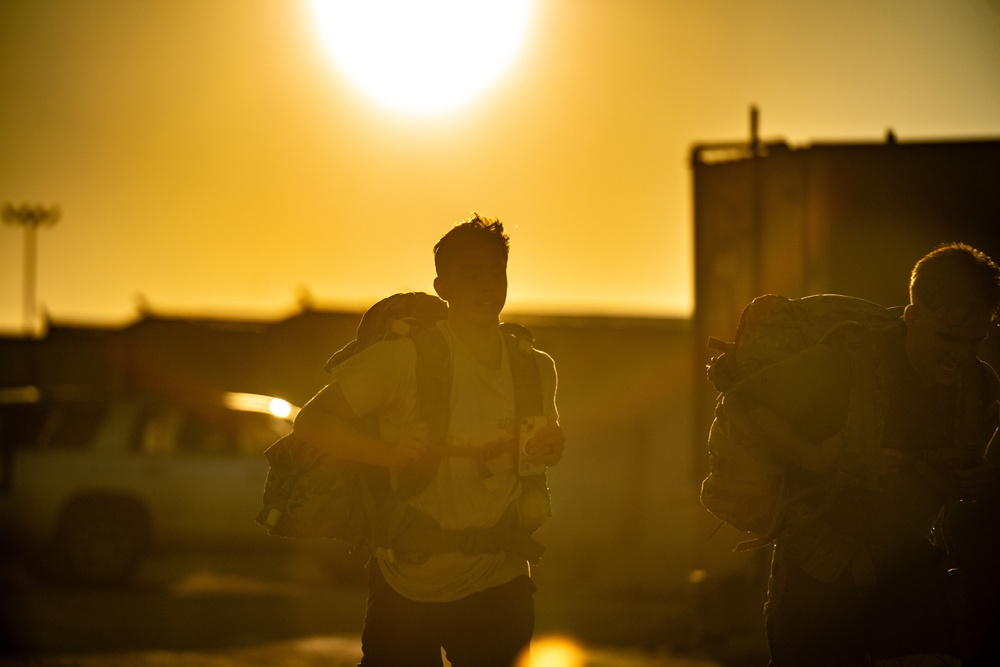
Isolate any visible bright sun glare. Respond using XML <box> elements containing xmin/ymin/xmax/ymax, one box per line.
<box><xmin>310</xmin><ymin>0</ymin><xmax>534</xmax><ymax>114</ymax></box>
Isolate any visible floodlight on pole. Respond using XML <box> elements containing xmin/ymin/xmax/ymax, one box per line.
<box><xmin>2</xmin><ymin>203</ymin><xmax>60</xmax><ymax>336</ymax></box>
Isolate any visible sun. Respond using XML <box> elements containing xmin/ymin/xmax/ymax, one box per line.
<box><xmin>310</xmin><ymin>0</ymin><xmax>534</xmax><ymax>115</ymax></box>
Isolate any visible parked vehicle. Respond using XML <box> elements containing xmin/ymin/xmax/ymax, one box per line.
<box><xmin>0</xmin><ymin>385</ymin><xmax>300</xmax><ymax>585</ymax></box>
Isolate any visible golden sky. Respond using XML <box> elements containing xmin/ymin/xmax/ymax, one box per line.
<box><xmin>2</xmin><ymin>0</ymin><xmax>999</xmax><ymax>333</ymax></box>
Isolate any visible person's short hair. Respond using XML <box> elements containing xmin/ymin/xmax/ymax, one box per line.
<box><xmin>909</xmin><ymin>242</ymin><xmax>1000</xmax><ymax>321</ymax></box>
<box><xmin>433</xmin><ymin>213</ymin><xmax>510</xmax><ymax>277</ymax></box>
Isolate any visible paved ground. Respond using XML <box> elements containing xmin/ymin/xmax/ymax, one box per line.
<box><xmin>0</xmin><ymin>634</ymin><xmax>721</xmax><ymax>667</ymax></box>
<box><xmin>0</xmin><ymin>548</ymin><xmax>743</xmax><ymax>667</ymax></box>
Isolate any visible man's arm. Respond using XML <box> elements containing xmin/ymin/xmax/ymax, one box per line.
<box><xmin>523</xmin><ymin>350</ymin><xmax>565</xmax><ymax>467</ymax></box>
<box><xmin>723</xmin><ymin>398</ymin><xmax>842</xmax><ymax>474</ymax></box>
<box><xmin>722</xmin><ymin>341</ymin><xmax>908</xmax><ymax>481</ymax></box>
<box><xmin>951</xmin><ymin>365</ymin><xmax>1000</xmax><ymax>498</ymax></box>
<box><xmin>292</xmin><ymin>382</ymin><xmax>426</xmax><ymax>469</ymax></box>
<box><xmin>721</xmin><ymin>342</ymin><xmax>856</xmax><ymax>472</ymax></box>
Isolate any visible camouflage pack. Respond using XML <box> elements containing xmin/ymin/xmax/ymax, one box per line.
<box><xmin>700</xmin><ymin>293</ymin><xmax>898</xmax><ymax>550</ymax></box>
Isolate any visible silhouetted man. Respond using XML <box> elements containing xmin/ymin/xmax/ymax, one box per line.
<box><xmin>293</xmin><ymin>214</ymin><xmax>565</xmax><ymax>667</ymax></box>
<box><xmin>723</xmin><ymin>243</ymin><xmax>999</xmax><ymax>666</ymax></box>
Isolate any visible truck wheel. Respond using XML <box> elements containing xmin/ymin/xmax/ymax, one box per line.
<box><xmin>52</xmin><ymin>498</ymin><xmax>149</xmax><ymax>586</ymax></box>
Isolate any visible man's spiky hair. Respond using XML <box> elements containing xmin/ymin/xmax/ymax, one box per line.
<box><xmin>433</xmin><ymin>212</ymin><xmax>510</xmax><ymax>277</ymax></box>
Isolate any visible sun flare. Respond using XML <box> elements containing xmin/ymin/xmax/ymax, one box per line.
<box><xmin>310</xmin><ymin>0</ymin><xmax>534</xmax><ymax>114</ymax></box>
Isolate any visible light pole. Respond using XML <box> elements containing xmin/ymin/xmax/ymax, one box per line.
<box><xmin>2</xmin><ymin>203</ymin><xmax>60</xmax><ymax>336</ymax></box>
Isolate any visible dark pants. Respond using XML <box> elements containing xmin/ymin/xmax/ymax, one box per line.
<box><xmin>765</xmin><ymin>547</ymin><xmax>961</xmax><ymax>666</ymax></box>
<box><xmin>360</xmin><ymin>564</ymin><xmax>536</xmax><ymax>667</ymax></box>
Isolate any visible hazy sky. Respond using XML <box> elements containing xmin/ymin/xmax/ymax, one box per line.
<box><xmin>2</xmin><ymin>0</ymin><xmax>999</xmax><ymax>333</ymax></box>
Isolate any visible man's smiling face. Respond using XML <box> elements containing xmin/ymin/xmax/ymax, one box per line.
<box><xmin>904</xmin><ymin>303</ymin><xmax>992</xmax><ymax>386</ymax></box>
<box><xmin>434</xmin><ymin>241</ymin><xmax>508</xmax><ymax>327</ymax></box>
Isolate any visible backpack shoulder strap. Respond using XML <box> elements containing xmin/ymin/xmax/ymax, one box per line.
<box><xmin>410</xmin><ymin>322</ymin><xmax>546</xmax><ymax>452</ymax></box>
<box><xmin>413</xmin><ymin>322</ymin><xmax>545</xmax><ymax>437</ymax></box>
<box><xmin>959</xmin><ymin>359</ymin><xmax>1000</xmax><ymax>466</ymax></box>
<box><xmin>411</xmin><ymin>324</ymin><xmax>451</xmax><ymax>447</ymax></box>
<box><xmin>380</xmin><ymin>323</ymin><xmax>551</xmax><ymax>564</ymax></box>
<box><xmin>502</xmin><ymin>329</ymin><xmax>544</xmax><ymax>419</ymax></box>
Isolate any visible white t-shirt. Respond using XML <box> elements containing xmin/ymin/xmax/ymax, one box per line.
<box><xmin>329</xmin><ymin>320</ymin><xmax>559</xmax><ymax>602</ymax></box>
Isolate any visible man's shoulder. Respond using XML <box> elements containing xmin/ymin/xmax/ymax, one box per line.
<box><xmin>975</xmin><ymin>357</ymin><xmax>1000</xmax><ymax>402</ymax></box>
<box><xmin>499</xmin><ymin>328</ymin><xmax>556</xmax><ymax>374</ymax></box>
<box><xmin>527</xmin><ymin>346</ymin><xmax>556</xmax><ymax>371</ymax></box>
<box><xmin>332</xmin><ymin>335</ymin><xmax>418</xmax><ymax>376</ymax></box>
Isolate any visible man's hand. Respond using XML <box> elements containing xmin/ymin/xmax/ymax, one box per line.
<box><xmin>950</xmin><ymin>459</ymin><xmax>996</xmax><ymax>500</ymax></box>
<box><xmin>523</xmin><ymin>423</ymin><xmax>566</xmax><ymax>467</ymax></box>
<box><xmin>801</xmin><ymin>434</ymin><xmax>843</xmax><ymax>474</ymax></box>
<box><xmin>386</xmin><ymin>425</ymin><xmax>429</xmax><ymax>470</ymax></box>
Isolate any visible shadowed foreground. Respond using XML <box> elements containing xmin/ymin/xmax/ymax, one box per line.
<box><xmin>0</xmin><ymin>549</ymin><xmax>727</xmax><ymax>667</ymax></box>
<box><xmin>0</xmin><ymin>636</ymin><xmax>720</xmax><ymax>667</ymax></box>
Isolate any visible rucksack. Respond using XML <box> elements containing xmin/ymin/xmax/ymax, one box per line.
<box><xmin>255</xmin><ymin>291</ymin><xmax>550</xmax><ymax>564</ymax></box>
<box><xmin>699</xmin><ymin>293</ymin><xmax>900</xmax><ymax>550</ymax></box>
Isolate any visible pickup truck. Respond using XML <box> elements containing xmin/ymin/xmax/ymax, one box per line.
<box><xmin>0</xmin><ymin>385</ymin><xmax>300</xmax><ymax>585</ymax></box>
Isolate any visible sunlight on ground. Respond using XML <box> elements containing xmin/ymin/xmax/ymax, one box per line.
<box><xmin>36</xmin><ymin>634</ymin><xmax>724</xmax><ymax>667</ymax></box>
<box><xmin>518</xmin><ymin>635</ymin><xmax>586</xmax><ymax>667</ymax></box>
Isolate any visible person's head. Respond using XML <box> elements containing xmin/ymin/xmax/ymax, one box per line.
<box><xmin>903</xmin><ymin>242</ymin><xmax>1000</xmax><ymax>386</ymax></box>
<box><xmin>432</xmin><ymin>213</ymin><xmax>510</xmax><ymax>326</ymax></box>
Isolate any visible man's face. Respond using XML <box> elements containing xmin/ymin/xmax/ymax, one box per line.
<box><xmin>904</xmin><ymin>303</ymin><xmax>993</xmax><ymax>386</ymax></box>
<box><xmin>434</xmin><ymin>241</ymin><xmax>508</xmax><ymax>326</ymax></box>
